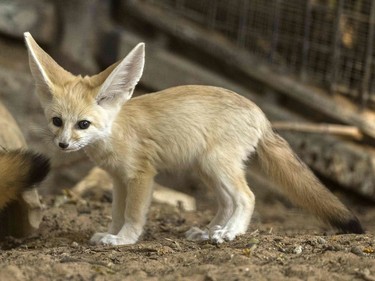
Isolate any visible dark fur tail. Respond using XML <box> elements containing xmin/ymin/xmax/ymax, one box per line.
<box><xmin>24</xmin><ymin>151</ymin><xmax>50</xmax><ymax>186</ymax></box>
<box><xmin>0</xmin><ymin>150</ymin><xmax>50</xmax><ymax>209</ymax></box>
<box><xmin>257</xmin><ymin>130</ymin><xmax>364</xmax><ymax>234</ymax></box>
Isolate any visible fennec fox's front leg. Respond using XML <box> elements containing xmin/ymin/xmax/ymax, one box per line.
<box><xmin>91</xmin><ymin>171</ymin><xmax>155</xmax><ymax>245</ymax></box>
<box><xmin>89</xmin><ymin>177</ymin><xmax>126</xmax><ymax>243</ymax></box>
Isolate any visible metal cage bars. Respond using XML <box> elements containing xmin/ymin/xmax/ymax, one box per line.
<box><xmin>146</xmin><ymin>0</ymin><xmax>375</xmax><ymax>109</ymax></box>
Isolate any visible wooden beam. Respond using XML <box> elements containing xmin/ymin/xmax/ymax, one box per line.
<box><xmin>272</xmin><ymin>122</ymin><xmax>363</xmax><ymax>140</ymax></box>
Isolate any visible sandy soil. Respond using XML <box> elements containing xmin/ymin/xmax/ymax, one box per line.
<box><xmin>0</xmin><ymin>183</ymin><xmax>375</xmax><ymax>281</ymax></box>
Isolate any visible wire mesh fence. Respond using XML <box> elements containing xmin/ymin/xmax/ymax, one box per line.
<box><xmin>145</xmin><ymin>0</ymin><xmax>375</xmax><ymax>109</ymax></box>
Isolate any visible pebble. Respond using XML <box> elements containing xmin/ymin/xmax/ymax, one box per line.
<box><xmin>351</xmin><ymin>246</ymin><xmax>364</xmax><ymax>256</ymax></box>
<box><xmin>317</xmin><ymin>237</ymin><xmax>327</xmax><ymax>244</ymax></box>
<box><xmin>71</xmin><ymin>242</ymin><xmax>79</xmax><ymax>248</ymax></box>
<box><xmin>201</xmin><ymin>243</ymin><xmax>215</xmax><ymax>250</ymax></box>
<box><xmin>246</xmin><ymin>238</ymin><xmax>260</xmax><ymax>247</ymax></box>
<box><xmin>293</xmin><ymin>245</ymin><xmax>303</xmax><ymax>255</ymax></box>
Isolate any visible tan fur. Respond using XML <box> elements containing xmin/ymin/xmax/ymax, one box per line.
<box><xmin>0</xmin><ymin>150</ymin><xmax>49</xmax><ymax>210</ymax></box>
<box><xmin>24</xmin><ymin>33</ymin><xmax>363</xmax><ymax>245</ymax></box>
<box><xmin>257</xmin><ymin>131</ymin><xmax>355</xmax><ymax>225</ymax></box>
<box><xmin>0</xmin><ymin>152</ymin><xmax>28</xmax><ymax>209</ymax></box>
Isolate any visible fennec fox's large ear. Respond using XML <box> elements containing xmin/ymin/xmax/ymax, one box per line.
<box><xmin>95</xmin><ymin>43</ymin><xmax>145</xmax><ymax>107</ymax></box>
<box><xmin>24</xmin><ymin>32</ymin><xmax>74</xmax><ymax>104</ymax></box>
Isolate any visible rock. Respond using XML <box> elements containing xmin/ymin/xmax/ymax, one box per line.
<box><xmin>153</xmin><ymin>183</ymin><xmax>196</xmax><ymax>211</ymax></box>
<box><xmin>293</xmin><ymin>245</ymin><xmax>303</xmax><ymax>255</ymax></box>
<box><xmin>246</xmin><ymin>237</ymin><xmax>260</xmax><ymax>248</ymax></box>
<box><xmin>71</xmin><ymin>167</ymin><xmax>113</xmax><ymax>197</ymax></box>
<box><xmin>317</xmin><ymin>237</ymin><xmax>327</xmax><ymax>244</ymax></box>
<box><xmin>0</xmin><ymin>0</ymin><xmax>57</xmax><ymax>44</ymax></box>
<box><xmin>351</xmin><ymin>246</ymin><xmax>365</xmax><ymax>256</ymax></box>
<box><xmin>72</xmin><ymin>167</ymin><xmax>197</xmax><ymax>211</ymax></box>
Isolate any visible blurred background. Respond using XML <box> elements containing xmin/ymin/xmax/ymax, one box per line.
<box><xmin>1</xmin><ymin>0</ymin><xmax>375</xmax><ymax>204</ymax></box>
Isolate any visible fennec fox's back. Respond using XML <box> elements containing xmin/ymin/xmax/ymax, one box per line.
<box><xmin>25</xmin><ymin>32</ymin><xmax>364</xmax><ymax>245</ymax></box>
<box><xmin>0</xmin><ymin>150</ymin><xmax>50</xmax><ymax>210</ymax></box>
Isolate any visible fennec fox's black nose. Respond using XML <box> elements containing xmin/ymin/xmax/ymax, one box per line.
<box><xmin>59</xmin><ymin>142</ymin><xmax>69</xmax><ymax>149</ymax></box>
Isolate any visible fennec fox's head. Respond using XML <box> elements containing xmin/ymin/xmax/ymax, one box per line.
<box><xmin>24</xmin><ymin>32</ymin><xmax>145</xmax><ymax>152</ymax></box>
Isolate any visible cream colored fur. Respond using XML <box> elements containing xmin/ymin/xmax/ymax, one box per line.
<box><xmin>24</xmin><ymin>32</ymin><xmax>363</xmax><ymax>245</ymax></box>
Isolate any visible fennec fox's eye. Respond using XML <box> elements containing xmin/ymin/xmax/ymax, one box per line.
<box><xmin>52</xmin><ymin>117</ymin><xmax>63</xmax><ymax>127</ymax></box>
<box><xmin>77</xmin><ymin>120</ymin><xmax>91</xmax><ymax>130</ymax></box>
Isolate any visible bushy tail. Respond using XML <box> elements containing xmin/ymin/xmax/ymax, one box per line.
<box><xmin>0</xmin><ymin>150</ymin><xmax>50</xmax><ymax>210</ymax></box>
<box><xmin>257</xmin><ymin>130</ymin><xmax>364</xmax><ymax>234</ymax></box>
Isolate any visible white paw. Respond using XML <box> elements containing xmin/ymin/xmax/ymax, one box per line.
<box><xmin>90</xmin><ymin>232</ymin><xmax>108</xmax><ymax>244</ymax></box>
<box><xmin>93</xmin><ymin>233</ymin><xmax>137</xmax><ymax>245</ymax></box>
<box><xmin>185</xmin><ymin>226</ymin><xmax>209</xmax><ymax>241</ymax></box>
<box><xmin>223</xmin><ymin>231</ymin><xmax>237</xmax><ymax>241</ymax></box>
<box><xmin>209</xmin><ymin>226</ymin><xmax>240</xmax><ymax>243</ymax></box>
<box><xmin>210</xmin><ymin>227</ymin><xmax>226</xmax><ymax>244</ymax></box>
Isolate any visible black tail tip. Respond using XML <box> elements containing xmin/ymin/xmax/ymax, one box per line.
<box><xmin>332</xmin><ymin>216</ymin><xmax>365</xmax><ymax>234</ymax></box>
<box><xmin>26</xmin><ymin>151</ymin><xmax>51</xmax><ymax>186</ymax></box>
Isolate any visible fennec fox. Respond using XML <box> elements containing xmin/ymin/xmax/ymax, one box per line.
<box><xmin>24</xmin><ymin>32</ymin><xmax>363</xmax><ymax>245</ymax></box>
<box><xmin>0</xmin><ymin>149</ymin><xmax>50</xmax><ymax>210</ymax></box>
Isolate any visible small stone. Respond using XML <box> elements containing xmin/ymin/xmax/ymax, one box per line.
<box><xmin>201</xmin><ymin>243</ymin><xmax>214</xmax><ymax>249</ymax></box>
<box><xmin>53</xmin><ymin>195</ymin><xmax>69</xmax><ymax>208</ymax></box>
<box><xmin>351</xmin><ymin>246</ymin><xmax>364</xmax><ymax>256</ymax></box>
<box><xmin>363</xmin><ymin>247</ymin><xmax>374</xmax><ymax>254</ymax></box>
<box><xmin>71</xmin><ymin>242</ymin><xmax>79</xmax><ymax>248</ymax></box>
<box><xmin>293</xmin><ymin>245</ymin><xmax>303</xmax><ymax>255</ymax></box>
<box><xmin>246</xmin><ymin>237</ymin><xmax>260</xmax><ymax>247</ymax></box>
<box><xmin>77</xmin><ymin>205</ymin><xmax>91</xmax><ymax>214</ymax></box>
<box><xmin>317</xmin><ymin>237</ymin><xmax>327</xmax><ymax>244</ymax></box>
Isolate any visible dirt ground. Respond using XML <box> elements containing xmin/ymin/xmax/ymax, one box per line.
<box><xmin>0</xmin><ymin>180</ymin><xmax>375</xmax><ymax>281</ymax></box>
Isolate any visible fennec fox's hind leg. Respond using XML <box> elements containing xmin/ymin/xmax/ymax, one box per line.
<box><xmin>186</xmin><ymin>174</ymin><xmax>234</xmax><ymax>241</ymax></box>
<box><xmin>209</xmin><ymin>172</ymin><xmax>255</xmax><ymax>243</ymax></box>
<box><xmin>186</xmin><ymin>151</ymin><xmax>255</xmax><ymax>243</ymax></box>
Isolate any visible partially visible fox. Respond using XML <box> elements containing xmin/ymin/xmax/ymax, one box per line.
<box><xmin>24</xmin><ymin>32</ymin><xmax>364</xmax><ymax>246</ymax></box>
<box><xmin>0</xmin><ymin>150</ymin><xmax>50</xmax><ymax>210</ymax></box>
